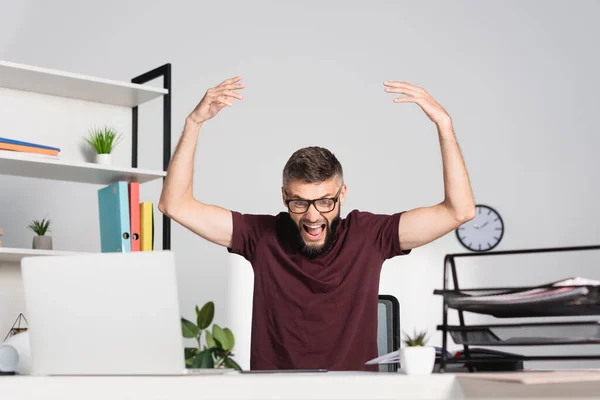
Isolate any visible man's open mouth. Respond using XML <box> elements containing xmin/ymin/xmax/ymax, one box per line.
<box><xmin>303</xmin><ymin>223</ymin><xmax>326</xmax><ymax>239</ymax></box>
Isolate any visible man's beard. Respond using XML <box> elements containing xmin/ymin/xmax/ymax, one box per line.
<box><xmin>292</xmin><ymin>210</ymin><xmax>341</xmax><ymax>258</ymax></box>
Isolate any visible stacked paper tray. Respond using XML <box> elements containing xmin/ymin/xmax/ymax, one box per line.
<box><xmin>441</xmin><ymin>321</ymin><xmax>600</xmax><ymax>346</ymax></box>
<box><xmin>435</xmin><ymin>284</ymin><xmax>600</xmax><ymax>318</ymax></box>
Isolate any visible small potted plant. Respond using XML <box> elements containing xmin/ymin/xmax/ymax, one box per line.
<box><xmin>84</xmin><ymin>126</ymin><xmax>122</xmax><ymax>165</ymax></box>
<box><xmin>400</xmin><ymin>329</ymin><xmax>435</xmax><ymax>375</ymax></box>
<box><xmin>181</xmin><ymin>301</ymin><xmax>242</xmax><ymax>371</ymax></box>
<box><xmin>27</xmin><ymin>218</ymin><xmax>52</xmax><ymax>250</ymax></box>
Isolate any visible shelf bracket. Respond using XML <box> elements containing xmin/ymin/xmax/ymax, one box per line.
<box><xmin>131</xmin><ymin>64</ymin><xmax>172</xmax><ymax>251</ymax></box>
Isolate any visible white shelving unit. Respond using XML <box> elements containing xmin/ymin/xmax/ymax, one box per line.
<box><xmin>0</xmin><ymin>151</ymin><xmax>166</xmax><ymax>185</ymax></box>
<box><xmin>0</xmin><ymin>60</ymin><xmax>170</xmax><ymax>262</ymax></box>
<box><xmin>0</xmin><ymin>60</ymin><xmax>167</xmax><ymax>107</ymax></box>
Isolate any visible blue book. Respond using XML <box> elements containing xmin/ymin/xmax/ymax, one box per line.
<box><xmin>97</xmin><ymin>181</ymin><xmax>131</xmax><ymax>253</ymax></box>
<box><xmin>0</xmin><ymin>137</ymin><xmax>60</xmax><ymax>152</ymax></box>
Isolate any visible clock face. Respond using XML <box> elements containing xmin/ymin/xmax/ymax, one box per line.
<box><xmin>456</xmin><ymin>205</ymin><xmax>504</xmax><ymax>252</ymax></box>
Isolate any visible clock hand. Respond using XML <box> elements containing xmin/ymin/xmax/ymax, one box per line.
<box><xmin>480</xmin><ymin>221</ymin><xmax>490</xmax><ymax>229</ymax></box>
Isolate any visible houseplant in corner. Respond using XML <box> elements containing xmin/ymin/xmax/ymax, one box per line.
<box><xmin>84</xmin><ymin>126</ymin><xmax>122</xmax><ymax>165</ymax></box>
<box><xmin>400</xmin><ymin>329</ymin><xmax>435</xmax><ymax>375</ymax></box>
<box><xmin>181</xmin><ymin>301</ymin><xmax>242</xmax><ymax>372</ymax></box>
<box><xmin>27</xmin><ymin>218</ymin><xmax>52</xmax><ymax>250</ymax></box>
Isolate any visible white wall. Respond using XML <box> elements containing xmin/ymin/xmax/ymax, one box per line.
<box><xmin>1</xmin><ymin>0</ymin><xmax>600</xmax><ymax>370</ymax></box>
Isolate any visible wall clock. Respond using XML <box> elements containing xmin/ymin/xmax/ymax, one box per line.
<box><xmin>455</xmin><ymin>204</ymin><xmax>504</xmax><ymax>252</ymax></box>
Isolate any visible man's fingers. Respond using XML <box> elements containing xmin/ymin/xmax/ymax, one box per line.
<box><xmin>384</xmin><ymin>81</ymin><xmax>417</xmax><ymax>89</ymax></box>
<box><xmin>217</xmin><ymin>76</ymin><xmax>242</xmax><ymax>87</ymax></box>
<box><xmin>220</xmin><ymin>83</ymin><xmax>246</xmax><ymax>91</ymax></box>
<box><xmin>216</xmin><ymin>96</ymin><xmax>233</xmax><ymax>106</ymax></box>
<box><xmin>385</xmin><ymin>87</ymin><xmax>421</xmax><ymax>98</ymax></box>
<box><xmin>216</xmin><ymin>88</ymin><xmax>244</xmax><ymax>99</ymax></box>
<box><xmin>207</xmin><ymin>83</ymin><xmax>244</xmax><ymax>94</ymax></box>
<box><xmin>210</xmin><ymin>93</ymin><xmax>233</xmax><ymax>106</ymax></box>
<box><xmin>384</xmin><ymin>81</ymin><xmax>427</xmax><ymax>96</ymax></box>
<box><xmin>209</xmin><ymin>84</ymin><xmax>245</xmax><ymax>97</ymax></box>
<box><xmin>207</xmin><ymin>89</ymin><xmax>240</xmax><ymax>102</ymax></box>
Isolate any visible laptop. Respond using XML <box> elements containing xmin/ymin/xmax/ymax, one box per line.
<box><xmin>21</xmin><ymin>250</ymin><xmax>205</xmax><ymax>376</ymax></box>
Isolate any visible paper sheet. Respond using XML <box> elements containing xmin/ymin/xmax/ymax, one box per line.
<box><xmin>365</xmin><ymin>350</ymin><xmax>399</xmax><ymax>365</ymax></box>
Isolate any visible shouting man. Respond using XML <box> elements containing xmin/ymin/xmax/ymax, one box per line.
<box><xmin>159</xmin><ymin>76</ymin><xmax>475</xmax><ymax>371</ymax></box>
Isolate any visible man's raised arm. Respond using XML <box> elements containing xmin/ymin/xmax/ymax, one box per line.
<box><xmin>383</xmin><ymin>80</ymin><xmax>476</xmax><ymax>251</ymax></box>
<box><xmin>158</xmin><ymin>77</ymin><xmax>245</xmax><ymax>248</ymax></box>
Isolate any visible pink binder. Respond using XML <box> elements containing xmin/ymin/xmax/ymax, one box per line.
<box><xmin>128</xmin><ymin>182</ymin><xmax>141</xmax><ymax>252</ymax></box>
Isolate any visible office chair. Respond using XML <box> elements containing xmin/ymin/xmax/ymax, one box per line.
<box><xmin>377</xmin><ymin>294</ymin><xmax>400</xmax><ymax>372</ymax></box>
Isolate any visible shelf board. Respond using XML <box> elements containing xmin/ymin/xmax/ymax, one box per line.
<box><xmin>0</xmin><ymin>151</ymin><xmax>166</xmax><ymax>185</ymax></box>
<box><xmin>0</xmin><ymin>60</ymin><xmax>168</xmax><ymax>107</ymax></box>
<box><xmin>0</xmin><ymin>247</ymin><xmax>91</xmax><ymax>263</ymax></box>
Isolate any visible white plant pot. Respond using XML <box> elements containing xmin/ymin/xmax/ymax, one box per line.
<box><xmin>400</xmin><ymin>346</ymin><xmax>435</xmax><ymax>375</ymax></box>
<box><xmin>33</xmin><ymin>236</ymin><xmax>52</xmax><ymax>250</ymax></box>
<box><xmin>95</xmin><ymin>153</ymin><xmax>112</xmax><ymax>165</ymax></box>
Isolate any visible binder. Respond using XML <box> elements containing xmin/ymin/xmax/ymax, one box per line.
<box><xmin>128</xmin><ymin>182</ymin><xmax>140</xmax><ymax>252</ymax></box>
<box><xmin>140</xmin><ymin>202</ymin><xmax>154</xmax><ymax>251</ymax></box>
<box><xmin>98</xmin><ymin>181</ymin><xmax>131</xmax><ymax>252</ymax></box>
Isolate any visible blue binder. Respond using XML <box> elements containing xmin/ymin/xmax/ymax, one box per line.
<box><xmin>97</xmin><ymin>181</ymin><xmax>131</xmax><ymax>252</ymax></box>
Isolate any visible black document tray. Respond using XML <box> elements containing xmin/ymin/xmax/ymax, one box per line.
<box><xmin>444</xmin><ymin>321</ymin><xmax>600</xmax><ymax>346</ymax></box>
<box><xmin>439</xmin><ymin>285</ymin><xmax>600</xmax><ymax>318</ymax></box>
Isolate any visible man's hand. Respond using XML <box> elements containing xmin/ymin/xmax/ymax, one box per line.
<box><xmin>188</xmin><ymin>77</ymin><xmax>245</xmax><ymax>124</ymax></box>
<box><xmin>384</xmin><ymin>81</ymin><xmax>451</xmax><ymax>129</ymax></box>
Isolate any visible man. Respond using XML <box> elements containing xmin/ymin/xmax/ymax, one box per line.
<box><xmin>159</xmin><ymin>76</ymin><xmax>475</xmax><ymax>371</ymax></box>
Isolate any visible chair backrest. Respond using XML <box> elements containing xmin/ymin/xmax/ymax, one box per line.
<box><xmin>377</xmin><ymin>294</ymin><xmax>400</xmax><ymax>372</ymax></box>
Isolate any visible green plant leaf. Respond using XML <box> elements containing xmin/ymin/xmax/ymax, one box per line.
<box><xmin>197</xmin><ymin>301</ymin><xmax>215</xmax><ymax>330</ymax></box>
<box><xmin>191</xmin><ymin>349</ymin><xmax>214</xmax><ymax>368</ymax></box>
<box><xmin>223</xmin><ymin>328</ymin><xmax>235</xmax><ymax>351</ymax></box>
<box><xmin>184</xmin><ymin>347</ymin><xmax>198</xmax><ymax>360</ymax></box>
<box><xmin>223</xmin><ymin>357</ymin><xmax>242</xmax><ymax>371</ymax></box>
<box><xmin>27</xmin><ymin>218</ymin><xmax>51</xmax><ymax>236</ymax></box>
<box><xmin>212</xmin><ymin>324</ymin><xmax>230</xmax><ymax>351</ymax></box>
<box><xmin>212</xmin><ymin>347</ymin><xmax>228</xmax><ymax>359</ymax></box>
<box><xmin>205</xmin><ymin>331</ymin><xmax>217</xmax><ymax>348</ymax></box>
<box><xmin>402</xmin><ymin>328</ymin><xmax>429</xmax><ymax>347</ymax></box>
<box><xmin>84</xmin><ymin>126</ymin><xmax>122</xmax><ymax>154</ymax></box>
<box><xmin>181</xmin><ymin>317</ymin><xmax>199</xmax><ymax>339</ymax></box>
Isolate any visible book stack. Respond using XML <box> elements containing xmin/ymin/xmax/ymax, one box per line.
<box><xmin>0</xmin><ymin>137</ymin><xmax>60</xmax><ymax>157</ymax></box>
<box><xmin>97</xmin><ymin>181</ymin><xmax>154</xmax><ymax>252</ymax></box>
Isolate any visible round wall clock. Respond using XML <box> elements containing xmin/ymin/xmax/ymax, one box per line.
<box><xmin>455</xmin><ymin>204</ymin><xmax>504</xmax><ymax>252</ymax></box>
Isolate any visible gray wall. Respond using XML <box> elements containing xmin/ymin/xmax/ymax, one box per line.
<box><xmin>1</xmin><ymin>0</ymin><xmax>599</xmax><ymax>370</ymax></box>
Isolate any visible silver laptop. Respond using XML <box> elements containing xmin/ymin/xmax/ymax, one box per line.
<box><xmin>21</xmin><ymin>250</ymin><xmax>193</xmax><ymax>375</ymax></box>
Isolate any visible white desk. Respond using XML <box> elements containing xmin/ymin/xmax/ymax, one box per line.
<box><xmin>2</xmin><ymin>371</ymin><xmax>600</xmax><ymax>399</ymax></box>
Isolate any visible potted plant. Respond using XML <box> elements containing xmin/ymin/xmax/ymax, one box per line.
<box><xmin>400</xmin><ymin>329</ymin><xmax>435</xmax><ymax>375</ymax></box>
<box><xmin>27</xmin><ymin>218</ymin><xmax>52</xmax><ymax>250</ymax></box>
<box><xmin>181</xmin><ymin>301</ymin><xmax>242</xmax><ymax>371</ymax></box>
<box><xmin>84</xmin><ymin>126</ymin><xmax>122</xmax><ymax>165</ymax></box>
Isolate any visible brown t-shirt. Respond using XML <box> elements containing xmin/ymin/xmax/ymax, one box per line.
<box><xmin>227</xmin><ymin>209</ymin><xmax>410</xmax><ymax>371</ymax></box>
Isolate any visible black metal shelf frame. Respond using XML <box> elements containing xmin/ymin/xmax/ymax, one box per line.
<box><xmin>436</xmin><ymin>244</ymin><xmax>600</xmax><ymax>372</ymax></box>
<box><xmin>131</xmin><ymin>64</ymin><xmax>172</xmax><ymax>251</ymax></box>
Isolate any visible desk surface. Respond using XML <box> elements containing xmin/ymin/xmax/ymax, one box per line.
<box><xmin>3</xmin><ymin>371</ymin><xmax>600</xmax><ymax>399</ymax></box>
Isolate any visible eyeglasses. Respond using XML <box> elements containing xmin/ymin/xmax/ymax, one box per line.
<box><xmin>284</xmin><ymin>186</ymin><xmax>343</xmax><ymax>214</ymax></box>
